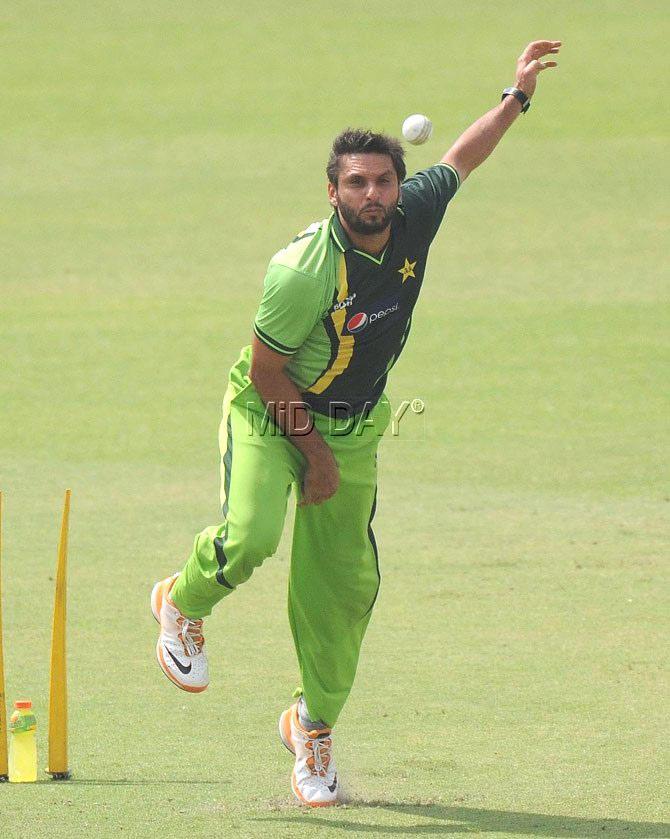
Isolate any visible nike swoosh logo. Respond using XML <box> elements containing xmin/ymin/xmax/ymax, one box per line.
<box><xmin>166</xmin><ymin>648</ymin><xmax>192</xmax><ymax>674</ymax></box>
<box><xmin>328</xmin><ymin>775</ymin><xmax>338</xmax><ymax>793</ymax></box>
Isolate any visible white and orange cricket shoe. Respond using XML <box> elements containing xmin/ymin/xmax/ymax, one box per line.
<box><xmin>278</xmin><ymin>702</ymin><xmax>339</xmax><ymax>807</ymax></box>
<box><xmin>151</xmin><ymin>572</ymin><xmax>209</xmax><ymax>693</ymax></box>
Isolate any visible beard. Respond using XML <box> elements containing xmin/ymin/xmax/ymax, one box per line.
<box><xmin>337</xmin><ymin>196</ymin><xmax>397</xmax><ymax>235</ymax></box>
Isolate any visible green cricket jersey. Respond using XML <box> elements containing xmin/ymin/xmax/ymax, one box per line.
<box><xmin>245</xmin><ymin>162</ymin><xmax>460</xmax><ymax>416</ymax></box>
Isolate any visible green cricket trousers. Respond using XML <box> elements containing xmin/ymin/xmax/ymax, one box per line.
<box><xmin>171</xmin><ymin>364</ymin><xmax>392</xmax><ymax>728</ymax></box>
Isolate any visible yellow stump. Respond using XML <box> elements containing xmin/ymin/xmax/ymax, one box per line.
<box><xmin>0</xmin><ymin>492</ymin><xmax>8</xmax><ymax>781</ymax></box>
<box><xmin>47</xmin><ymin>489</ymin><xmax>71</xmax><ymax>780</ymax></box>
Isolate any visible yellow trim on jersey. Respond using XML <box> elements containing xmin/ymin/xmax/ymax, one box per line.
<box><xmin>307</xmin><ymin>253</ymin><xmax>355</xmax><ymax>395</ymax></box>
<box><xmin>436</xmin><ymin>161</ymin><xmax>461</xmax><ymax>189</ymax></box>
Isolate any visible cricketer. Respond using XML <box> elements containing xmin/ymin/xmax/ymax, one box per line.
<box><xmin>152</xmin><ymin>40</ymin><xmax>561</xmax><ymax>805</ymax></box>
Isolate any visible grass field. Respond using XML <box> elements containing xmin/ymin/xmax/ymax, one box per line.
<box><xmin>1</xmin><ymin>1</ymin><xmax>669</xmax><ymax>836</ymax></box>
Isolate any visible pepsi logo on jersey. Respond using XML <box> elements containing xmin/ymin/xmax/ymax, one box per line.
<box><xmin>346</xmin><ymin>311</ymin><xmax>368</xmax><ymax>333</ymax></box>
<box><xmin>345</xmin><ymin>298</ymin><xmax>400</xmax><ymax>334</ymax></box>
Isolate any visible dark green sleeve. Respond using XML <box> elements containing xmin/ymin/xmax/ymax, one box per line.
<box><xmin>400</xmin><ymin>162</ymin><xmax>460</xmax><ymax>243</ymax></box>
<box><xmin>253</xmin><ymin>262</ymin><xmax>324</xmax><ymax>356</ymax></box>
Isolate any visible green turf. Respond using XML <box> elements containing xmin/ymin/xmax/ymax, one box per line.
<box><xmin>1</xmin><ymin>1</ymin><xmax>668</xmax><ymax>836</ymax></box>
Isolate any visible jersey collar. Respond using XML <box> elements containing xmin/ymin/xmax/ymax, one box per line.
<box><xmin>329</xmin><ymin>209</ymin><xmax>399</xmax><ymax>259</ymax></box>
<box><xmin>329</xmin><ymin>210</ymin><xmax>353</xmax><ymax>252</ymax></box>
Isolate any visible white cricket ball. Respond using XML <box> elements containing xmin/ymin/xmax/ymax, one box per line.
<box><xmin>402</xmin><ymin>113</ymin><xmax>433</xmax><ymax>145</ymax></box>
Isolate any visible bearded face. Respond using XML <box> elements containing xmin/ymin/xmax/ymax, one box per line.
<box><xmin>328</xmin><ymin>153</ymin><xmax>400</xmax><ymax>236</ymax></box>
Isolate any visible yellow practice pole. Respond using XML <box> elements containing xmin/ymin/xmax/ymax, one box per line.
<box><xmin>47</xmin><ymin>489</ymin><xmax>71</xmax><ymax>780</ymax></box>
<box><xmin>0</xmin><ymin>492</ymin><xmax>8</xmax><ymax>782</ymax></box>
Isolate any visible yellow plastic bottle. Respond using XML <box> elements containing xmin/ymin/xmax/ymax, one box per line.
<box><xmin>8</xmin><ymin>700</ymin><xmax>37</xmax><ymax>783</ymax></box>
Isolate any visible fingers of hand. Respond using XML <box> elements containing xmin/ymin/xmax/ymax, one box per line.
<box><xmin>299</xmin><ymin>493</ymin><xmax>330</xmax><ymax>506</ymax></box>
<box><xmin>535</xmin><ymin>59</ymin><xmax>558</xmax><ymax>72</ymax></box>
<box><xmin>523</xmin><ymin>59</ymin><xmax>558</xmax><ymax>76</ymax></box>
<box><xmin>299</xmin><ymin>493</ymin><xmax>322</xmax><ymax>506</ymax></box>
<box><xmin>529</xmin><ymin>39</ymin><xmax>562</xmax><ymax>54</ymax></box>
<box><xmin>298</xmin><ymin>481</ymin><xmax>337</xmax><ymax>506</ymax></box>
<box><xmin>520</xmin><ymin>40</ymin><xmax>562</xmax><ymax>62</ymax></box>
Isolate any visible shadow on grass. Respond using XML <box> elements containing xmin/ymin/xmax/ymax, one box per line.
<box><xmin>25</xmin><ymin>778</ymin><xmax>226</xmax><ymax>786</ymax></box>
<box><xmin>255</xmin><ymin>801</ymin><xmax>670</xmax><ymax>837</ymax></box>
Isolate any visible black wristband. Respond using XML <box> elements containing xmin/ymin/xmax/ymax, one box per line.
<box><xmin>502</xmin><ymin>86</ymin><xmax>530</xmax><ymax>114</ymax></box>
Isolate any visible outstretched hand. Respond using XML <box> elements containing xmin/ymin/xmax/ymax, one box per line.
<box><xmin>516</xmin><ymin>40</ymin><xmax>561</xmax><ymax>98</ymax></box>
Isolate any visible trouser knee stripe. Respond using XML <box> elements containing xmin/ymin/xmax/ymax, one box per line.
<box><xmin>222</xmin><ymin>414</ymin><xmax>233</xmax><ymax>518</ymax></box>
<box><xmin>213</xmin><ymin>535</ymin><xmax>235</xmax><ymax>589</ymax></box>
<box><xmin>364</xmin><ymin>486</ymin><xmax>380</xmax><ymax>615</ymax></box>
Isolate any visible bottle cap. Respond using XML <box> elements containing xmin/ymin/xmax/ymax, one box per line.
<box><xmin>14</xmin><ymin>700</ymin><xmax>32</xmax><ymax>709</ymax></box>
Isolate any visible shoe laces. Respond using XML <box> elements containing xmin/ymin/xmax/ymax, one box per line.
<box><xmin>305</xmin><ymin>732</ymin><xmax>332</xmax><ymax>778</ymax></box>
<box><xmin>177</xmin><ymin>616</ymin><xmax>204</xmax><ymax>656</ymax></box>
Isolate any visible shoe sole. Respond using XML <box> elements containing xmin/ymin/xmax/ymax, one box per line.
<box><xmin>155</xmin><ymin>640</ymin><xmax>208</xmax><ymax>693</ymax></box>
<box><xmin>291</xmin><ymin>771</ymin><xmax>337</xmax><ymax>808</ymax></box>
<box><xmin>152</xmin><ymin>575</ymin><xmax>208</xmax><ymax>694</ymax></box>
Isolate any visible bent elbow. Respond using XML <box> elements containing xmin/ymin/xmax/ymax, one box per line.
<box><xmin>249</xmin><ymin>361</ymin><xmax>263</xmax><ymax>388</ymax></box>
<box><xmin>249</xmin><ymin>360</ymin><xmax>274</xmax><ymax>393</ymax></box>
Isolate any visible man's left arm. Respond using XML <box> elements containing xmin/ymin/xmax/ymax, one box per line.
<box><xmin>443</xmin><ymin>40</ymin><xmax>561</xmax><ymax>183</ymax></box>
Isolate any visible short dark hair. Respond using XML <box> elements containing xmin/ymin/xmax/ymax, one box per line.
<box><xmin>326</xmin><ymin>128</ymin><xmax>406</xmax><ymax>186</ymax></box>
